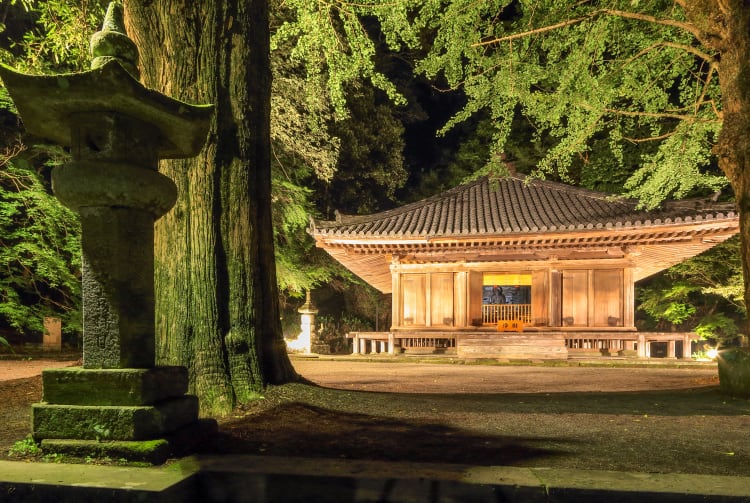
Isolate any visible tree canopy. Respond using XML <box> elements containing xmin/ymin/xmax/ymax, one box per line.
<box><xmin>1</xmin><ymin>0</ymin><xmax>746</xmax><ymax>361</ymax></box>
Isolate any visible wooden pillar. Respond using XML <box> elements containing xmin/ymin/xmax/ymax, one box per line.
<box><xmin>388</xmin><ymin>332</ymin><xmax>395</xmax><ymax>354</ymax></box>
<box><xmin>353</xmin><ymin>334</ymin><xmax>360</xmax><ymax>354</ymax></box>
<box><xmin>550</xmin><ymin>271</ymin><xmax>562</xmax><ymax>327</ymax></box>
<box><xmin>623</xmin><ymin>268</ymin><xmax>635</xmax><ymax>327</ymax></box>
<box><xmin>391</xmin><ymin>262</ymin><xmax>401</xmax><ymax>329</ymax></box>
<box><xmin>667</xmin><ymin>340</ymin><xmax>676</xmax><ymax>358</ymax></box>
<box><xmin>637</xmin><ymin>334</ymin><xmax>646</xmax><ymax>358</ymax></box>
<box><xmin>683</xmin><ymin>334</ymin><xmax>692</xmax><ymax>359</ymax></box>
<box><xmin>359</xmin><ymin>337</ymin><xmax>367</xmax><ymax>354</ymax></box>
<box><xmin>454</xmin><ymin>271</ymin><xmax>467</xmax><ymax>328</ymax></box>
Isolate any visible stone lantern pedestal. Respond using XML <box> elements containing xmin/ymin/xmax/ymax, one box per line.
<box><xmin>0</xmin><ymin>3</ymin><xmax>214</xmax><ymax>462</ymax></box>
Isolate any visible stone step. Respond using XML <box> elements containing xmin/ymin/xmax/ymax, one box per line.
<box><xmin>41</xmin><ymin>366</ymin><xmax>188</xmax><ymax>406</ymax></box>
<box><xmin>32</xmin><ymin>396</ymin><xmax>199</xmax><ymax>441</ymax></box>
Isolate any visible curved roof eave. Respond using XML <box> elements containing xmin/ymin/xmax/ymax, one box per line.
<box><xmin>310</xmin><ymin>175</ymin><xmax>738</xmax><ymax>241</ymax></box>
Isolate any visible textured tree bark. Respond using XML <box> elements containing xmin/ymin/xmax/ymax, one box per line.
<box><xmin>124</xmin><ymin>0</ymin><xmax>297</xmax><ymax>415</ymax></box>
<box><xmin>686</xmin><ymin>1</ymin><xmax>750</xmax><ymax>334</ymax></box>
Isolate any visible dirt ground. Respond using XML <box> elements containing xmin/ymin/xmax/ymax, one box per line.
<box><xmin>1</xmin><ymin>355</ymin><xmax>749</xmax><ymax>477</ymax></box>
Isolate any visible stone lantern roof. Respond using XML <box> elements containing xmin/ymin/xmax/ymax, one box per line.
<box><xmin>0</xmin><ymin>62</ymin><xmax>212</xmax><ymax>159</ymax></box>
<box><xmin>0</xmin><ymin>2</ymin><xmax>211</xmax><ymax>159</ymax></box>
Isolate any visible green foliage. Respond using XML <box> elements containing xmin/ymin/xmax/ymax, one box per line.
<box><xmin>637</xmin><ymin>237</ymin><xmax>744</xmax><ymax>344</ymax></box>
<box><xmin>0</xmin><ymin>0</ymin><xmax>104</xmax><ymax>338</ymax></box>
<box><xmin>0</xmin><ymin>0</ymin><xmax>106</xmax><ymax>72</ymax></box>
<box><xmin>270</xmin><ymin>1</ymin><xmax>410</xmax><ymax>298</ymax></box>
<box><xmin>695</xmin><ymin>313</ymin><xmax>739</xmax><ymax>342</ymax></box>
<box><xmin>669</xmin><ymin>236</ymin><xmax>745</xmax><ymax>314</ymax></box>
<box><xmin>400</xmin><ymin>1</ymin><xmax>727</xmax><ymax>206</ymax></box>
<box><xmin>317</xmin><ymin>313</ymin><xmax>372</xmax><ymax>354</ymax></box>
<box><xmin>638</xmin><ymin>282</ymin><xmax>697</xmax><ymax>326</ymax></box>
<box><xmin>0</xmin><ymin>157</ymin><xmax>81</xmax><ymax>335</ymax></box>
<box><xmin>321</xmin><ymin>84</ymin><xmax>407</xmax><ymax>214</ymax></box>
<box><xmin>8</xmin><ymin>435</ymin><xmax>41</xmax><ymax>457</ymax></box>
<box><xmin>270</xmin><ymin>3</ymin><xmax>343</xmax><ymax>298</ymax></box>
<box><xmin>271</xmin><ymin>0</ymin><xmax>411</xmax><ymax>119</ymax></box>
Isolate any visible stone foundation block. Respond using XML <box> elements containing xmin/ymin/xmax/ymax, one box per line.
<box><xmin>42</xmin><ymin>366</ymin><xmax>188</xmax><ymax>406</ymax></box>
<box><xmin>32</xmin><ymin>395</ymin><xmax>199</xmax><ymax>441</ymax></box>
<box><xmin>40</xmin><ymin>418</ymin><xmax>217</xmax><ymax>464</ymax></box>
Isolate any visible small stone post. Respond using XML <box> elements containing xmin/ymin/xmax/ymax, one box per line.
<box><xmin>0</xmin><ymin>2</ymin><xmax>214</xmax><ymax>462</ymax></box>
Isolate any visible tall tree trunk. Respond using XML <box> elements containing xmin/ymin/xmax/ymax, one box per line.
<box><xmin>124</xmin><ymin>0</ymin><xmax>297</xmax><ymax>416</ymax></box>
<box><xmin>689</xmin><ymin>1</ymin><xmax>750</xmax><ymax>340</ymax></box>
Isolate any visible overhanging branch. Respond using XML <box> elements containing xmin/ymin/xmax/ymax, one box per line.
<box><xmin>473</xmin><ymin>8</ymin><xmax>704</xmax><ymax>47</ymax></box>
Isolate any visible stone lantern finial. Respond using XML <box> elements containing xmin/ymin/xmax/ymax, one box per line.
<box><xmin>90</xmin><ymin>1</ymin><xmax>139</xmax><ymax>78</ymax></box>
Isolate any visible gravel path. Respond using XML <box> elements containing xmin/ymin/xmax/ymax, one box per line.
<box><xmin>0</xmin><ymin>358</ymin><xmax>78</xmax><ymax>381</ymax></box>
<box><xmin>291</xmin><ymin>357</ymin><xmax>719</xmax><ymax>393</ymax></box>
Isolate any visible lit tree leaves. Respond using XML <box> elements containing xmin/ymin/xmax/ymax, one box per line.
<box><xmin>405</xmin><ymin>0</ymin><xmax>727</xmax><ymax>206</ymax></box>
<box><xmin>271</xmin><ymin>0</ymin><xmax>411</xmax><ymax>119</ymax></box>
<box><xmin>0</xmin><ymin>0</ymin><xmax>105</xmax><ymax>337</ymax></box>
<box><xmin>0</xmin><ymin>157</ymin><xmax>81</xmax><ymax>334</ymax></box>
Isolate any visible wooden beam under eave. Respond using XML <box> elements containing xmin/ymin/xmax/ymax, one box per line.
<box><xmin>323</xmin><ymin>246</ymin><xmax>393</xmax><ymax>293</ymax></box>
<box><xmin>632</xmin><ymin>232</ymin><xmax>738</xmax><ymax>282</ymax></box>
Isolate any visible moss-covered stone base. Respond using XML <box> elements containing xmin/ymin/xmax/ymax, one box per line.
<box><xmin>39</xmin><ymin>418</ymin><xmax>217</xmax><ymax>464</ymax></box>
<box><xmin>41</xmin><ymin>438</ymin><xmax>171</xmax><ymax>464</ymax></box>
<box><xmin>718</xmin><ymin>348</ymin><xmax>750</xmax><ymax>397</ymax></box>
<box><xmin>31</xmin><ymin>365</ymin><xmax>216</xmax><ymax>463</ymax></box>
<box><xmin>33</xmin><ymin>396</ymin><xmax>199</xmax><ymax>441</ymax></box>
<box><xmin>41</xmin><ymin>366</ymin><xmax>188</xmax><ymax>406</ymax></box>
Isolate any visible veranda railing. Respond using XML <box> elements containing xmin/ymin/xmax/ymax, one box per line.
<box><xmin>482</xmin><ymin>304</ymin><xmax>531</xmax><ymax>324</ymax></box>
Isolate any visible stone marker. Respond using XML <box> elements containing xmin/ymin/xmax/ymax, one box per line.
<box><xmin>0</xmin><ymin>2</ymin><xmax>215</xmax><ymax>462</ymax></box>
<box><xmin>42</xmin><ymin>317</ymin><xmax>62</xmax><ymax>352</ymax></box>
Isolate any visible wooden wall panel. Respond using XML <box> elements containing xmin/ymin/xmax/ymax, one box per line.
<box><xmin>402</xmin><ymin>274</ymin><xmax>426</xmax><ymax>326</ymax></box>
<box><xmin>593</xmin><ymin>269</ymin><xmax>623</xmax><ymax>326</ymax></box>
<box><xmin>430</xmin><ymin>273</ymin><xmax>454</xmax><ymax>326</ymax></box>
<box><xmin>531</xmin><ymin>270</ymin><xmax>548</xmax><ymax>326</ymax></box>
<box><xmin>562</xmin><ymin>270</ymin><xmax>588</xmax><ymax>326</ymax></box>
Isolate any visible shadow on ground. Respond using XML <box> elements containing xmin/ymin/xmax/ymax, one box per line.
<box><xmin>204</xmin><ymin>401</ymin><xmax>575</xmax><ymax>466</ymax></box>
<box><xmin>196</xmin><ymin>382</ymin><xmax>750</xmax><ymax>476</ymax></box>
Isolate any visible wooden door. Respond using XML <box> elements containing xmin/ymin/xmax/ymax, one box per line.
<box><xmin>562</xmin><ymin>270</ymin><xmax>588</xmax><ymax>326</ymax></box>
<box><xmin>430</xmin><ymin>273</ymin><xmax>454</xmax><ymax>326</ymax></box>
<box><xmin>401</xmin><ymin>273</ymin><xmax>426</xmax><ymax>326</ymax></box>
<box><xmin>593</xmin><ymin>269</ymin><xmax>623</xmax><ymax>326</ymax></box>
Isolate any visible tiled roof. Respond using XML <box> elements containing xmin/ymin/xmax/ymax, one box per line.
<box><xmin>311</xmin><ymin>175</ymin><xmax>737</xmax><ymax>239</ymax></box>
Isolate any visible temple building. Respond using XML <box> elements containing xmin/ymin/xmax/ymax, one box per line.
<box><xmin>309</xmin><ymin>175</ymin><xmax>739</xmax><ymax>359</ymax></box>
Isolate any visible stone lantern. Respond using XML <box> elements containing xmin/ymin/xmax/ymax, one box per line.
<box><xmin>298</xmin><ymin>290</ymin><xmax>328</xmax><ymax>354</ymax></box>
<box><xmin>0</xmin><ymin>2</ymin><xmax>213</xmax><ymax>462</ymax></box>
